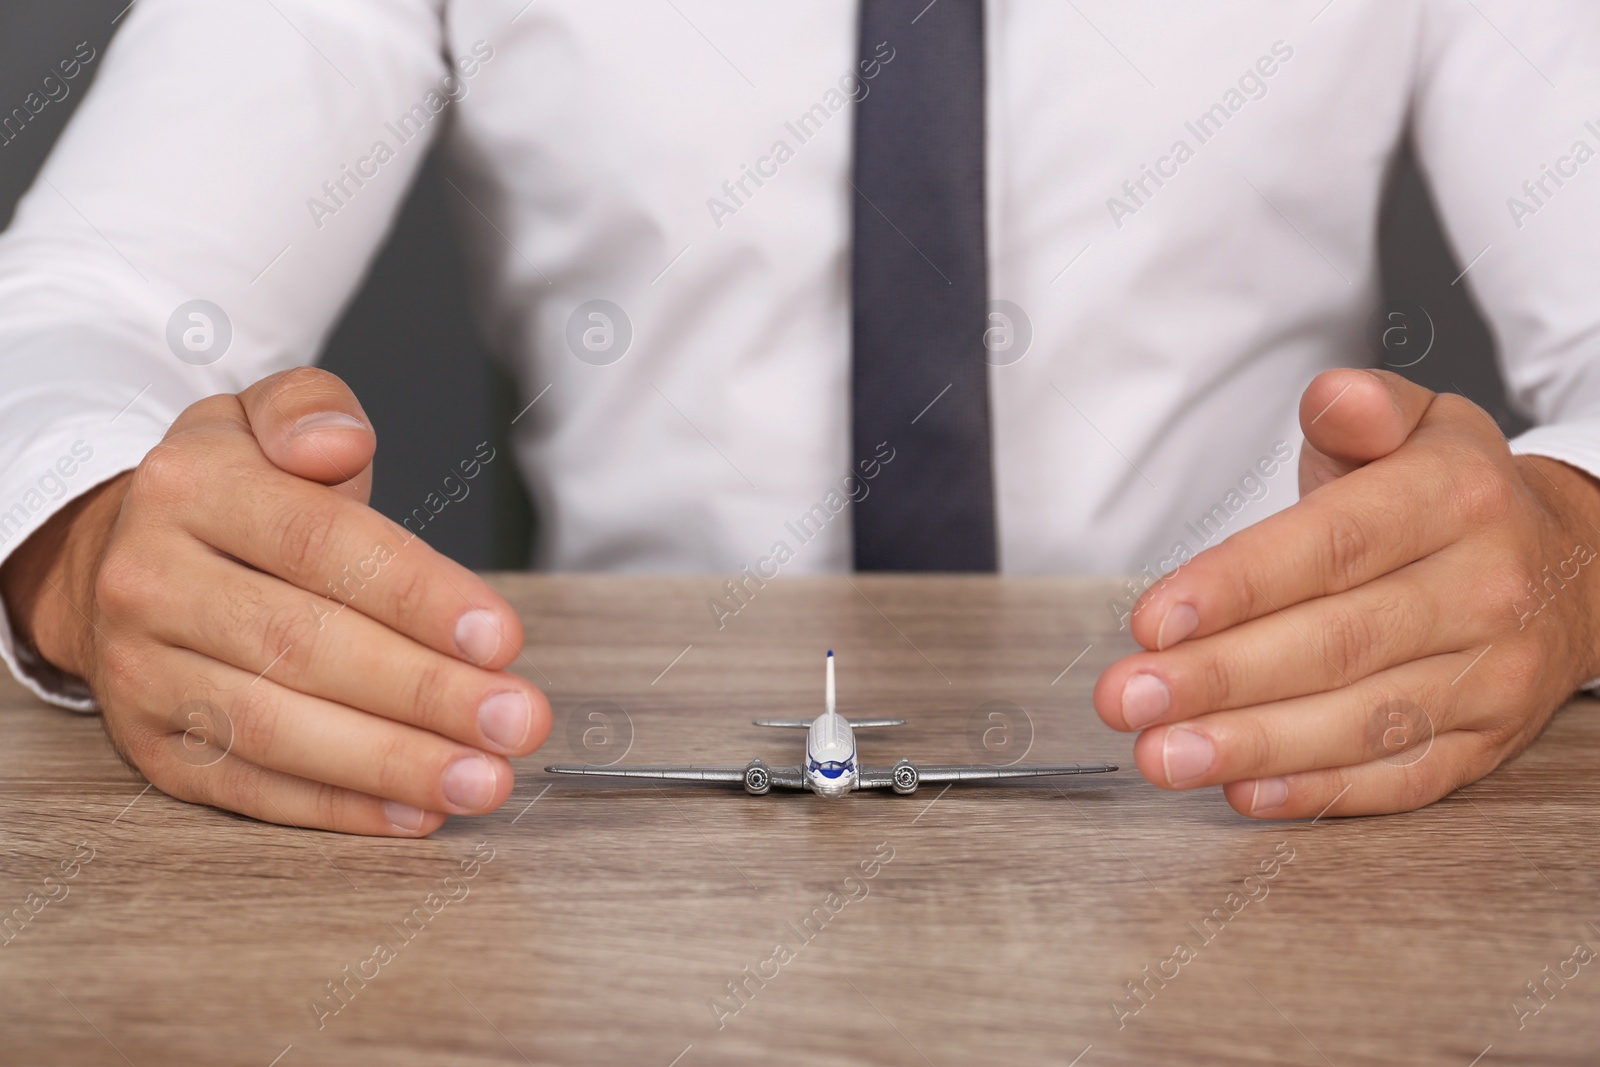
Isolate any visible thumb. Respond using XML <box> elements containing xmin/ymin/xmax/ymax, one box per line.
<box><xmin>238</xmin><ymin>368</ymin><xmax>376</xmax><ymax>503</ymax></box>
<box><xmin>1297</xmin><ymin>368</ymin><xmax>1434</xmax><ymax>496</ymax></box>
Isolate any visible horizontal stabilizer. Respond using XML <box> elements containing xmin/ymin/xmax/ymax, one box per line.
<box><xmin>752</xmin><ymin>717</ymin><xmax>907</xmax><ymax>729</ymax></box>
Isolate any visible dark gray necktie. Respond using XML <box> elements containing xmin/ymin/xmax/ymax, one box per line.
<box><xmin>851</xmin><ymin>0</ymin><xmax>996</xmax><ymax>572</ymax></box>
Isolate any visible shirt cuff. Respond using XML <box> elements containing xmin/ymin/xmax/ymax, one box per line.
<box><xmin>1510</xmin><ymin>419</ymin><xmax>1600</xmax><ymax>481</ymax></box>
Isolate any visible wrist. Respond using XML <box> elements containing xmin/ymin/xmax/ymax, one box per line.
<box><xmin>0</xmin><ymin>472</ymin><xmax>131</xmax><ymax>681</ymax></box>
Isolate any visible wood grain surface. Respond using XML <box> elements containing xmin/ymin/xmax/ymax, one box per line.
<box><xmin>1</xmin><ymin>574</ymin><xmax>1597</xmax><ymax>1066</ymax></box>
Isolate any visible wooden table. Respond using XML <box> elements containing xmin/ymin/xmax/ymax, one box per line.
<box><xmin>2</xmin><ymin>575</ymin><xmax>1597</xmax><ymax>1065</ymax></box>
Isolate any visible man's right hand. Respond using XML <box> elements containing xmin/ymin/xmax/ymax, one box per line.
<box><xmin>0</xmin><ymin>368</ymin><xmax>551</xmax><ymax>836</ymax></box>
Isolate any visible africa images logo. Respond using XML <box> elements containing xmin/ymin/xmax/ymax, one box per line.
<box><xmin>165</xmin><ymin>300</ymin><xmax>232</xmax><ymax>366</ymax></box>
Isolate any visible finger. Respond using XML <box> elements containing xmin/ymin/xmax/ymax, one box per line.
<box><xmin>109</xmin><ymin>716</ymin><xmax>449</xmax><ymax>837</ymax></box>
<box><xmin>1128</xmin><ymin>392</ymin><xmax>1511</xmax><ymax>651</ymax></box>
<box><xmin>1219</xmin><ymin>730</ymin><xmax>1490</xmax><ymax>819</ymax></box>
<box><xmin>239</xmin><ymin>367</ymin><xmax>376</xmax><ymax>502</ymax></box>
<box><xmin>150</xmin><ymin>646</ymin><xmax>516</xmax><ymax>815</ymax></box>
<box><xmin>1095</xmin><ymin>549</ymin><xmax>1507</xmax><ymax>730</ymax></box>
<box><xmin>1297</xmin><ymin>368</ymin><xmax>1435</xmax><ymax>495</ymax></box>
<box><xmin>1126</xmin><ymin>651</ymin><xmax>1476</xmax><ymax>790</ymax></box>
<box><xmin>144</xmin><ymin>549</ymin><xmax>550</xmax><ymax>755</ymax></box>
<box><xmin>141</xmin><ymin>411</ymin><xmax>524</xmax><ymax>669</ymax></box>
<box><xmin>168</xmin><ymin>757</ymin><xmax>449</xmax><ymax>837</ymax></box>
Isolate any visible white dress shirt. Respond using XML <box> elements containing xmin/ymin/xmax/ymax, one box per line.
<box><xmin>2</xmin><ymin>0</ymin><xmax>1599</xmax><ymax>708</ymax></box>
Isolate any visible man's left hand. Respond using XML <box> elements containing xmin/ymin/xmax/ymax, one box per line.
<box><xmin>1094</xmin><ymin>368</ymin><xmax>1600</xmax><ymax>818</ymax></box>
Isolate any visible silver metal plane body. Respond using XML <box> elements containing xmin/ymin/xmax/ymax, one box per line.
<box><xmin>545</xmin><ymin>652</ymin><xmax>1117</xmax><ymax>797</ymax></box>
<box><xmin>804</xmin><ymin>705</ymin><xmax>857</xmax><ymax>798</ymax></box>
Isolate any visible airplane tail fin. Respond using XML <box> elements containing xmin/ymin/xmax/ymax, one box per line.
<box><xmin>752</xmin><ymin>655</ymin><xmax>906</xmax><ymax>729</ymax></box>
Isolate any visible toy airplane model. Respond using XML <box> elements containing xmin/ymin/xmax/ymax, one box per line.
<box><xmin>546</xmin><ymin>651</ymin><xmax>1117</xmax><ymax>797</ymax></box>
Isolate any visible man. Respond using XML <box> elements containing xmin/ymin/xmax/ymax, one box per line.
<box><xmin>1</xmin><ymin>1</ymin><xmax>1597</xmax><ymax>835</ymax></box>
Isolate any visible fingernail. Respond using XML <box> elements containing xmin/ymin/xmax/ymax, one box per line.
<box><xmin>478</xmin><ymin>690</ymin><xmax>532</xmax><ymax>751</ymax></box>
<box><xmin>1250</xmin><ymin>777</ymin><xmax>1290</xmax><ymax>814</ymax></box>
<box><xmin>1121</xmin><ymin>673</ymin><xmax>1171</xmax><ymax>729</ymax></box>
<box><xmin>1156</xmin><ymin>604</ymin><xmax>1200</xmax><ymax>650</ymax></box>
<box><xmin>442</xmin><ymin>755</ymin><xmax>498</xmax><ymax>811</ymax></box>
<box><xmin>383</xmin><ymin>800</ymin><xmax>426</xmax><ymax>833</ymax></box>
<box><xmin>294</xmin><ymin>411</ymin><xmax>366</xmax><ymax>435</ymax></box>
<box><xmin>1161</xmin><ymin>726</ymin><xmax>1214</xmax><ymax>786</ymax></box>
<box><xmin>454</xmin><ymin>609</ymin><xmax>502</xmax><ymax>665</ymax></box>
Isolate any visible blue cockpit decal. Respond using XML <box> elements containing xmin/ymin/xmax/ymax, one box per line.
<box><xmin>808</xmin><ymin>757</ymin><xmax>853</xmax><ymax>779</ymax></box>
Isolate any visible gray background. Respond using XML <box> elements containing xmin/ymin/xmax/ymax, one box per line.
<box><xmin>0</xmin><ymin>1</ymin><xmax>1520</xmax><ymax>571</ymax></box>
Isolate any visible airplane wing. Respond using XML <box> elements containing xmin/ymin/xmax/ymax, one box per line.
<box><xmin>751</xmin><ymin>717</ymin><xmax>907</xmax><ymax>728</ymax></box>
<box><xmin>858</xmin><ymin>761</ymin><xmax>1118</xmax><ymax>792</ymax></box>
<box><xmin>545</xmin><ymin>762</ymin><xmax>807</xmax><ymax>793</ymax></box>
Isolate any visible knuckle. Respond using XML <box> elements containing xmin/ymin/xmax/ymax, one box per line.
<box><xmin>1220</xmin><ymin>719</ymin><xmax>1276</xmax><ymax>778</ymax></box>
<box><xmin>1383</xmin><ymin>736</ymin><xmax>1453</xmax><ymax>811</ymax></box>
<box><xmin>260</xmin><ymin>366</ymin><xmax>352</xmax><ymax>411</ymax></box>
<box><xmin>225</xmin><ymin>685</ymin><xmax>281</xmax><ymax>762</ymax></box>
<box><xmin>387</xmin><ymin>564</ymin><xmax>435</xmax><ymax>631</ymax></box>
<box><xmin>1250</xmin><ymin>724</ymin><xmax>1284</xmax><ymax>777</ymax></box>
<box><xmin>406</xmin><ymin>656</ymin><xmax>454</xmax><ymax>733</ymax></box>
<box><xmin>1435</xmin><ymin>393</ymin><xmax>1502</xmax><ymax>441</ymax></box>
<box><xmin>203</xmin><ymin>759</ymin><xmax>264</xmax><ymax>815</ymax></box>
<box><xmin>1473</xmin><ymin>722</ymin><xmax>1530</xmax><ymax>773</ymax></box>
<box><xmin>1476</xmin><ymin>710</ymin><xmax>1525</xmax><ymax>750</ymax></box>
<box><xmin>1321</xmin><ymin>603</ymin><xmax>1380</xmax><ymax>677</ymax></box>
<box><xmin>129</xmin><ymin>441</ymin><xmax>199</xmax><ymax>510</ymax></box>
<box><xmin>272</xmin><ymin>501</ymin><xmax>342</xmax><ymax>578</ymax></box>
<box><xmin>1452</xmin><ymin>454</ymin><xmax>1516</xmax><ymax>525</ymax></box>
<box><xmin>133</xmin><ymin>743</ymin><xmax>215</xmax><ymax>808</ymax></box>
<box><xmin>1359</xmin><ymin>684</ymin><xmax>1431</xmax><ymax>762</ymax></box>
<box><xmin>275</xmin><ymin>366</ymin><xmax>332</xmax><ymax>393</ymax></box>
<box><xmin>1479</xmin><ymin>561</ymin><xmax>1535</xmax><ymax>624</ymax></box>
<box><xmin>1196</xmin><ymin>649</ymin><xmax>1245</xmax><ymax>710</ymax></box>
<box><xmin>305</xmin><ymin>778</ymin><xmax>347</xmax><ymax>828</ymax></box>
<box><xmin>113</xmin><ymin>721</ymin><xmax>169</xmax><ymax>778</ymax></box>
<box><xmin>1440</xmin><ymin>747</ymin><xmax>1480</xmax><ymax>796</ymax></box>
<box><xmin>121</xmin><ymin>722</ymin><xmax>252</xmax><ymax>814</ymax></box>
<box><xmin>1494</xmin><ymin>642</ymin><xmax>1543</xmax><ymax>694</ymax></box>
<box><xmin>254</xmin><ymin>599</ymin><xmax>319</xmax><ymax>676</ymax></box>
<box><xmin>1394</xmin><ymin>674</ymin><xmax>1450</xmax><ymax>723</ymax></box>
<box><xmin>154</xmin><ymin>769</ymin><xmax>206</xmax><ymax>807</ymax></box>
<box><xmin>220</xmin><ymin>576</ymin><xmax>270</xmax><ymax>640</ymax></box>
<box><xmin>96</xmin><ymin>643</ymin><xmax>152</xmax><ymax>700</ymax></box>
<box><xmin>92</xmin><ymin>548</ymin><xmax>156</xmax><ymax>621</ymax></box>
<box><xmin>1320</xmin><ymin>511</ymin><xmax>1374</xmax><ymax>591</ymax></box>
<box><xmin>369</xmin><ymin>732</ymin><xmax>417</xmax><ymax>801</ymax></box>
<box><xmin>1393</xmin><ymin>762</ymin><xmax>1441</xmax><ymax>812</ymax></box>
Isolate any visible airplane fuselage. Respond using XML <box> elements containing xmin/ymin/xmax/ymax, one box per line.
<box><xmin>804</xmin><ymin>711</ymin><xmax>858</xmax><ymax>798</ymax></box>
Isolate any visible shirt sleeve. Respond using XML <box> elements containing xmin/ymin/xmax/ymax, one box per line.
<box><xmin>1409</xmin><ymin>2</ymin><xmax>1600</xmax><ymax>472</ymax></box>
<box><xmin>0</xmin><ymin>0</ymin><xmax>449</xmax><ymax>709</ymax></box>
